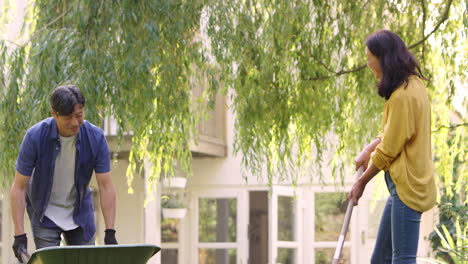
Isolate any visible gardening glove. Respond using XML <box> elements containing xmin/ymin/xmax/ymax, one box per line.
<box><xmin>104</xmin><ymin>229</ymin><xmax>118</xmax><ymax>245</ymax></box>
<box><xmin>12</xmin><ymin>233</ymin><xmax>27</xmax><ymax>263</ymax></box>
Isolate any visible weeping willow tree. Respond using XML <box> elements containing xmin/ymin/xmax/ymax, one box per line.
<box><xmin>0</xmin><ymin>0</ymin><xmax>466</xmax><ymax>199</ymax></box>
<box><xmin>0</xmin><ymin>0</ymin><xmax>210</xmax><ymax>191</ymax></box>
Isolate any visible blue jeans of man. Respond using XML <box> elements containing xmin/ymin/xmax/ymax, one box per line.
<box><xmin>31</xmin><ymin>225</ymin><xmax>95</xmax><ymax>249</ymax></box>
<box><xmin>370</xmin><ymin>172</ymin><xmax>422</xmax><ymax>264</ymax></box>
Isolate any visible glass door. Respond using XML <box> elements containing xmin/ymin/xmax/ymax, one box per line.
<box><xmin>269</xmin><ymin>186</ymin><xmax>302</xmax><ymax>264</ymax></box>
<box><xmin>192</xmin><ymin>189</ymin><xmax>247</xmax><ymax>264</ymax></box>
<box><xmin>313</xmin><ymin>191</ymin><xmax>351</xmax><ymax>263</ymax></box>
<box><xmin>356</xmin><ymin>196</ymin><xmax>387</xmax><ymax>263</ymax></box>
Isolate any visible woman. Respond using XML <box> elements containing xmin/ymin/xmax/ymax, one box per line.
<box><xmin>347</xmin><ymin>30</ymin><xmax>437</xmax><ymax>264</ymax></box>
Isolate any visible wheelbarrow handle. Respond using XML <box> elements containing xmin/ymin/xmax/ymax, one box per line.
<box><xmin>19</xmin><ymin>245</ymin><xmax>31</xmax><ymax>264</ymax></box>
<box><xmin>332</xmin><ymin>166</ymin><xmax>364</xmax><ymax>264</ymax></box>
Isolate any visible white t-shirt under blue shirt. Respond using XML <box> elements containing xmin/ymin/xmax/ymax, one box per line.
<box><xmin>44</xmin><ymin>134</ymin><xmax>79</xmax><ymax>231</ymax></box>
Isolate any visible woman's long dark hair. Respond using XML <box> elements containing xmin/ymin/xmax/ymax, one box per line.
<box><xmin>366</xmin><ymin>30</ymin><xmax>424</xmax><ymax>100</ymax></box>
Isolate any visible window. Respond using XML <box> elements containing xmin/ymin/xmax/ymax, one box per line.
<box><xmin>161</xmin><ymin>218</ymin><xmax>181</xmax><ymax>263</ymax></box>
<box><xmin>248</xmin><ymin>191</ymin><xmax>268</xmax><ymax>264</ymax></box>
<box><xmin>197</xmin><ymin>197</ymin><xmax>238</xmax><ymax>264</ymax></box>
<box><xmin>276</xmin><ymin>195</ymin><xmax>298</xmax><ymax>263</ymax></box>
<box><xmin>313</xmin><ymin>192</ymin><xmax>350</xmax><ymax>264</ymax></box>
<box><xmin>249</xmin><ymin>189</ymin><xmax>302</xmax><ymax>264</ymax></box>
<box><xmin>269</xmin><ymin>186</ymin><xmax>302</xmax><ymax>264</ymax></box>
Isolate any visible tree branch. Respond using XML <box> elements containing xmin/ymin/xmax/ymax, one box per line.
<box><xmin>310</xmin><ymin>54</ymin><xmax>338</xmax><ymax>74</ymax></box>
<box><xmin>420</xmin><ymin>0</ymin><xmax>427</xmax><ymax>61</ymax></box>
<box><xmin>432</xmin><ymin>123</ymin><xmax>467</xmax><ymax>133</ymax></box>
<box><xmin>305</xmin><ymin>0</ymin><xmax>453</xmax><ymax>81</ymax></box>
<box><xmin>408</xmin><ymin>0</ymin><xmax>453</xmax><ymax>49</ymax></box>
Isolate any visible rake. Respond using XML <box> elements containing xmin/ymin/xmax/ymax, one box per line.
<box><xmin>332</xmin><ymin>166</ymin><xmax>364</xmax><ymax>264</ymax></box>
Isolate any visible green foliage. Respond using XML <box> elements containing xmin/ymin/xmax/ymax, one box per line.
<box><xmin>208</xmin><ymin>0</ymin><xmax>380</xmax><ymax>182</ymax></box>
<box><xmin>199</xmin><ymin>248</ymin><xmax>236</xmax><ymax>264</ymax></box>
<box><xmin>0</xmin><ymin>0</ymin><xmax>215</xmax><ymax>189</ymax></box>
<box><xmin>277</xmin><ymin>248</ymin><xmax>295</xmax><ymax>264</ymax></box>
<box><xmin>1</xmin><ymin>0</ymin><xmax>466</xmax><ymax>191</ymax></box>
<box><xmin>434</xmin><ymin>220</ymin><xmax>468</xmax><ymax>264</ymax></box>
<box><xmin>161</xmin><ymin>218</ymin><xmax>180</xmax><ymax>243</ymax></box>
<box><xmin>161</xmin><ymin>191</ymin><xmax>187</xmax><ymax>208</ymax></box>
<box><xmin>277</xmin><ymin>196</ymin><xmax>294</xmax><ymax>241</ymax></box>
<box><xmin>315</xmin><ymin>192</ymin><xmax>348</xmax><ymax>241</ymax></box>
<box><xmin>207</xmin><ymin>0</ymin><xmax>467</xmax><ymax>186</ymax></box>
<box><xmin>430</xmin><ymin>201</ymin><xmax>468</xmax><ymax>264</ymax></box>
<box><xmin>198</xmin><ymin>198</ymin><xmax>237</xmax><ymax>243</ymax></box>
<box><xmin>429</xmin><ymin>121</ymin><xmax>467</xmax><ymax>263</ymax></box>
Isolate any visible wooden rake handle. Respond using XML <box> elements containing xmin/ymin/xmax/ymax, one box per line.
<box><xmin>332</xmin><ymin>166</ymin><xmax>364</xmax><ymax>264</ymax></box>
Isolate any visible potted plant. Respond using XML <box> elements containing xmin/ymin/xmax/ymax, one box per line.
<box><xmin>161</xmin><ymin>194</ymin><xmax>187</xmax><ymax>219</ymax></box>
<box><xmin>161</xmin><ymin>162</ymin><xmax>188</xmax><ymax>189</ymax></box>
<box><xmin>161</xmin><ymin>176</ymin><xmax>187</xmax><ymax>189</ymax></box>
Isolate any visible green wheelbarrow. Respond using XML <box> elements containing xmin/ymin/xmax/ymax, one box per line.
<box><xmin>21</xmin><ymin>244</ymin><xmax>160</xmax><ymax>264</ymax></box>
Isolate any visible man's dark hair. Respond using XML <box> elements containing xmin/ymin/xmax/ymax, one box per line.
<box><xmin>50</xmin><ymin>85</ymin><xmax>86</xmax><ymax>115</ymax></box>
<box><xmin>366</xmin><ymin>30</ymin><xmax>425</xmax><ymax>100</ymax></box>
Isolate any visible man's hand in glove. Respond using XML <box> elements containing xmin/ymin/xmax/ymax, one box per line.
<box><xmin>12</xmin><ymin>233</ymin><xmax>28</xmax><ymax>263</ymax></box>
<box><xmin>104</xmin><ymin>229</ymin><xmax>118</xmax><ymax>245</ymax></box>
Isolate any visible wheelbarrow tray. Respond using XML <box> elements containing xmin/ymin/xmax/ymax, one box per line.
<box><xmin>27</xmin><ymin>244</ymin><xmax>160</xmax><ymax>264</ymax></box>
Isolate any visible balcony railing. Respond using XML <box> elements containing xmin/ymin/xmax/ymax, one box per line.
<box><xmin>190</xmin><ymin>88</ymin><xmax>226</xmax><ymax>157</ymax></box>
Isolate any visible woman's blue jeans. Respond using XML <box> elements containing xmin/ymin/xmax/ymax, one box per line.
<box><xmin>370</xmin><ymin>172</ymin><xmax>422</xmax><ymax>264</ymax></box>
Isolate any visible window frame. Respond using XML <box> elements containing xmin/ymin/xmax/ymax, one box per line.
<box><xmin>305</xmin><ymin>185</ymin><xmax>357</xmax><ymax>264</ymax></box>
<box><xmin>269</xmin><ymin>186</ymin><xmax>303</xmax><ymax>264</ymax></box>
<box><xmin>190</xmin><ymin>188</ymin><xmax>247</xmax><ymax>264</ymax></box>
<box><xmin>160</xmin><ymin>217</ymin><xmax>184</xmax><ymax>263</ymax></box>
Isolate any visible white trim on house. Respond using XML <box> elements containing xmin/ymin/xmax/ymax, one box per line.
<box><xmin>269</xmin><ymin>186</ymin><xmax>303</xmax><ymax>264</ymax></box>
<box><xmin>190</xmin><ymin>188</ymin><xmax>248</xmax><ymax>264</ymax></box>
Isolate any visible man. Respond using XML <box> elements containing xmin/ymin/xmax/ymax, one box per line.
<box><xmin>10</xmin><ymin>85</ymin><xmax>118</xmax><ymax>263</ymax></box>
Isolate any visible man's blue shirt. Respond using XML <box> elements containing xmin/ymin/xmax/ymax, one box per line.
<box><xmin>16</xmin><ymin>117</ymin><xmax>110</xmax><ymax>241</ymax></box>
